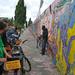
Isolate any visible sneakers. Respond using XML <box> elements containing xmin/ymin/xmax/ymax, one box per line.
<box><xmin>40</xmin><ymin>52</ymin><xmax>45</xmax><ymax>55</ymax></box>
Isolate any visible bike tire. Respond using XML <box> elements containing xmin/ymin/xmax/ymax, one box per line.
<box><xmin>22</xmin><ymin>55</ymin><xmax>31</xmax><ymax>72</ymax></box>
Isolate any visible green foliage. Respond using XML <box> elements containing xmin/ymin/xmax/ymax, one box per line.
<box><xmin>2</xmin><ymin>18</ymin><xmax>14</xmax><ymax>26</ymax></box>
<box><xmin>26</xmin><ymin>21</ymin><xmax>28</xmax><ymax>28</ymax></box>
<box><xmin>15</xmin><ymin>0</ymin><xmax>26</xmax><ymax>29</ymax></box>
<box><xmin>28</xmin><ymin>18</ymin><xmax>33</xmax><ymax>26</ymax></box>
<box><xmin>9</xmin><ymin>17</ymin><xmax>14</xmax><ymax>24</ymax></box>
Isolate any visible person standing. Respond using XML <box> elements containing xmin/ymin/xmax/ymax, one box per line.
<box><xmin>41</xmin><ymin>25</ymin><xmax>48</xmax><ymax>55</ymax></box>
<box><xmin>0</xmin><ymin>21</ymin><xmax>11</xmax><ymax>75</ymax></box>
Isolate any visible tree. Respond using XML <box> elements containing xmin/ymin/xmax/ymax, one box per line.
<box><xmin>2</xmin><ymin>18</ymin><xmax>14</xmax><ymax>25</ymax></box>
<box><xmin>28</xmin><ymin>18</ymin><xmax>33</xmax><ymax>26</ymax></box>
<box><xmin>15</xmin><ymin>0</ymin><xmax>26</xmax><ymax>29</ymax></box>
<box><xmin>26</xmin><ymin>21</ymin><xmax>28</xmax><ymax>28</ymax></box>
<box><xmin>10</xmin><ymin>17</ymin><xmax>14</xmax><ymax>24</ymax></box>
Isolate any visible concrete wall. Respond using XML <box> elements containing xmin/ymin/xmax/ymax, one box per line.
<box><xmin>33</xmin><ymin>0</ymin><xmax>75</xmax><ymax>74</ymax></box>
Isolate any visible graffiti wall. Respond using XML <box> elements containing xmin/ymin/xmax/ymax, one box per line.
<box><xmin>33</xmin><ymin>0</ymin><xmax>75</xmax><ymax>74</ymax></box>
<box><xmin>51</xmin><ymin>0</ymin><xmax>75</xmax><ymax>75</ymax></box>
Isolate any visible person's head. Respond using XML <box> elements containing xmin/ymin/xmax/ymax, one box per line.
<box><xmin>15</xmin><ymin>26</ymin><xmax>18</xmax><ymax>30</ymax></box>
<box><xmin>2</xmin><ymin>20</ymin><xmax>11</xmax><ymax>30</ymax></box>
<box><xmin>0</xmin><ymin>21</ymin><xmax>6</xmax><ymax>34</ymax></box>
<box><xmin>42</xmin><ymin>25</ymin><xmax>45</xmax><ymax>30</ymax></box>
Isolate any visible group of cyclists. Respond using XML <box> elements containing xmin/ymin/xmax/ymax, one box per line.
<box><xmin>0</xmin><ymin>20</ymin><xmax>20</xmax><ymax>75</ymax></box>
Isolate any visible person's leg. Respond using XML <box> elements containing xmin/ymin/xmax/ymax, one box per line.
<box><xmin>38</xmin><ymin>36</ymin><xmax>42</xmax><ymax>48</ymax></box>
<box><xmin>36</xmin><ymin>38</ymin><xmax>39</xmax><ymax>48</ymax></box>
<box><xmin>42</xmin><ymin>40</ymin><xmax>46</xmax><ymax>55</ymax></box>
<box><xmin>0</xmin><ymin>64</ymin><xmax>4</xmax><ymax>75</ymax></box>
<box><xmin>14</xmin><ymin>69</ymin><xmax>18</xmax><ymax>75</ymax></box>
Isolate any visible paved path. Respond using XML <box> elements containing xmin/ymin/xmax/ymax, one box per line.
<box><xmin>21</xmin><ymin>28</ymin><xmax>60</xmax><ymax>75</ymax></box>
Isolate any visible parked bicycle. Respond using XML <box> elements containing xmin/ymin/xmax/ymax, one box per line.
<box><xmin>37</xmin><ymin>36</ymin><xmax>53</xmax><ymax>57</ymax></box>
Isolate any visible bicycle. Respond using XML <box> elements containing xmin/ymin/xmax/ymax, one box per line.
<box><xmin>4</xmin><ymin>39</ymin><xmax>31</xmax><ymax>75</ymax></box>
<box><xmin>38</xmin><ymin>38</ymin><xmax>53</xmax><ymax>57</ymax></box>
<box><xmin>36</xmin><ymin>35</ymin><xmax>42</xmax><ymax>48</ymax></box>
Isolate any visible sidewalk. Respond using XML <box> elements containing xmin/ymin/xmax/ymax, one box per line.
<box><xmin>21</xmin><ymin>28</ymin><xmax>60</xmax><ymax>75</ymax></box>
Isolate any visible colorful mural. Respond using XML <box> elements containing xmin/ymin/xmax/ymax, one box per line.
<box><xmin>52</xmin><ymin>0</ymin><xmax>75</xmax><ymax>74</ymax></box>
<box><xmin>33</xmin><ymin>0</ymin><xmax>75</xmax><ymax>75</ymax></box>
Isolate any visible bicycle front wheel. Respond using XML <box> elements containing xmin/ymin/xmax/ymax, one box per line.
<box><xmin>21</xmin><ymin>56</ymin><xmax>31</xmax><ymax>72</ymax></box>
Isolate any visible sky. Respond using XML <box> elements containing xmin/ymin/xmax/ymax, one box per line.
<box><xmin>0</xmin><ymin>0</ymin><xmax>54</xmax><ymax>21</ymax></box>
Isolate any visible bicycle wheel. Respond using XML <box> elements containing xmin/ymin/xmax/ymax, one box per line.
<box><xmin>21</xmin><ymin>56</ymin><xmax>31</xmax><ymax>72</ymax></box>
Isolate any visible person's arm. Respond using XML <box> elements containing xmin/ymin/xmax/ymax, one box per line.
<box><xmin>4</xmin><ymin>49</ymin><xmax>12</xmax><ymax>58</ymax></box>
<box><xmin>0</xmin><ymin>49</ymin><xmax>12</xmax><ymax>62</ymax></box>
<box><xmin>0</xmin><ymin>58</ymin><xmax>7</xmax><ymax>62</ymax></box>
<box><xmin>12</xmin><ymin>34</ymin><xmax>19</xmax><ymax>38</ymax></box>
